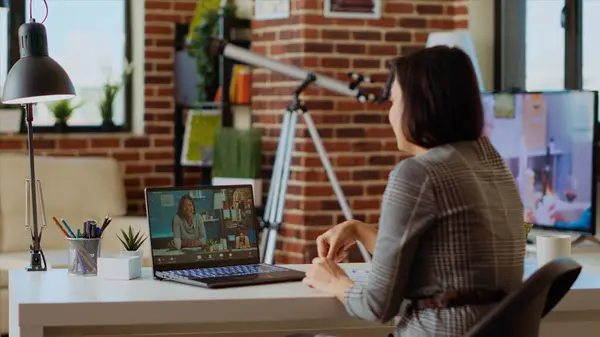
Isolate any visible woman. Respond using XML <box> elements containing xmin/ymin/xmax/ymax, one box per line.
<box><xmin>235</xmin><ymin>230</ymin><xmax>251</xmax><ymax>249</ymax></box>
<box><xmin>172</xmin><ymin>195</ymin><xmax>207</xmax><ymax>249</ymax></box>
<box><xmin>302</xmin><ymin>46</ymin><xmax>525</xmax><ymax>336</ymax></box>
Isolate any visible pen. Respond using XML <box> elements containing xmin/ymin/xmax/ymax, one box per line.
<box><xmin>51</xmin><ymin>216</ymin><xmax>70</xmax><ymax>237</ymax></box>
<box><xmin>60</xmin><ymin>219</ymin><xmax>75</xmax><ymax>238</ymax></box>
<box><xmin>99</xmin><ymin>217</ymin><xmax>112</xmax><ymax>236</ymax></box>
<box><xmin>76</xmin><ymin>229</ymin><xmax>81</xmax><ymax>238</ymax></box>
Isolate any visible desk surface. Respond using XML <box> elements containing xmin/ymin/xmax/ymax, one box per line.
<box><xmin>9</xmin><ymin>257</ymin><xmax>600</xmax><ymax>335</ymax></box>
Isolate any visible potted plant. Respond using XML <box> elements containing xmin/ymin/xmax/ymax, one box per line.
<box><xmin>117</xmin><ymin>225</ymin><xmax>147</xmax><ymax>258</ymax></box>
<box><xmin>99</xmin><ymin>61</ymin><xmax>134</xmax><ymax>131</ymax></box>
<box><xmin>48</xmin><ymin>99</ymin><xmax>83</xmax><ymax>132</ymax></box>
<box><xmin>189</xmin><ymin>3</ymin><xmax>238</xmax><ymax>102</ymax></box>
<box><xmin>212</xmin><ymin>127</ymin><xmax>263</xmax><ymax>206</ymax></box>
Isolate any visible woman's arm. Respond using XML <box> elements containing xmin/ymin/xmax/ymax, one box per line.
<box><xmin>354</xmin><ymin>223</ymin><xmax>378</xmax><ymax>255</ymax></box>
<box><xmin>344</xmin><ymin>158</ymin><xmax>436</xmax><ymax>323</ymax></box>
<box><xmin>196</xmin><ymin>215</ymin><xmax>207</xmax><ymax>245</ymax></box>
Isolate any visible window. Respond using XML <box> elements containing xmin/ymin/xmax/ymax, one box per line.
<box><xmin>495</xmin><ymin>0</ymin><xmax>583</xmax><ymax>92</ymax></box>
<box><xmin>582</xmin><ymin>0</ymin><xmax>600</xmax><ymax>92</ymax></box>
<box><xmin>15</xmin><ymin>0</ymin><xmax>131</xmax><ymax>131</ymax></box>
<box><xmin>525</xmin><ymin>0</ymin><xmax>565</xmax><ymax>91</ymax></box>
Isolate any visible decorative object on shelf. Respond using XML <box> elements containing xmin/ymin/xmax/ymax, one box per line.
<box><xmin>48</xmin><ymin>99</ymin><xmax>82</xmax><ymax>132</ymax></box>
<box><xmin>99</xmin><ymin>60</ymin><xmax>134</xmax><ymax>131</ymax></box>
<box><xmin>1</xmin><ymin>0</ymin><xmax>76</xmax><ymax>271</ymax></box>
<box><xmin>426</xmin><ymin>30</ymin><xmax>484</xmax><ymax>91</ymax></box>
<box><xmin>324</xmin><ymin>0</ymin><xmax>381</xmax><ymax>19</ymax></box>
<box><xmin>212</xmin><ymin>127</ymin><xmax>263</xmax><ymax>206</ymax></box>
<box><xmin>181</xmin><ymin>109</ymin><xmax>222</xmax><ymax>166</ymax></box>
<box><xmin>188</xmin><ymin>3</ymin><xmax>238</xmax><ymax>102</ymax></box>
<box><xmin>0</xmin><ymin>104</ymin><xmax>22</xmax><ymax>133</ymax></box>
<box><xmin>254</xmin><ymin>0</ymin><xmax>290</xmax><ymax>20</ymax></box>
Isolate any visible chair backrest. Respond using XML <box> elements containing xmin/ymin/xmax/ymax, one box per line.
<box><xmin>464</xmin><ymin>257</ymin><xmax>582</xmax><ymax>337</ymax></box>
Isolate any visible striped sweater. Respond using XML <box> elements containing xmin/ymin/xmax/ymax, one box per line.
<box><xmin>344</xmin><ymin>137</ymin><xmax>525</xmax><ymax>336</ymax></box>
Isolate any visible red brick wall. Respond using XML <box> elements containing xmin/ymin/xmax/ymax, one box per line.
<box><xmin>0</xmin><ymin>0</ymin><xmax>200</xmax><ymax>215</ymax></box>
<box><xmin>252</xmin><ymin>0</ymin><xmax>468</xmax><ymax>263</ymax></box>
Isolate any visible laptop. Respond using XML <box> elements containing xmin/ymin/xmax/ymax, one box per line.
<box><xmin>144</xmin><ymin>184</ymin><xmax>305</xmax><ymax>288</ymax></box>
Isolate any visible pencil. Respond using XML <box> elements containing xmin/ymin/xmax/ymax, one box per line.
<box><xmin>51</xmin><ymin>216</ymin><xmax>70</xmax><ymax>238</ymax></box>
<box><xmin>60</xmin><ymin>219</ymin><xmax>76</xmax><ymax>238</ymax></box>
<box><xmin>99</xmin><ymin>216</ymin><xmax>112</xmax><ymax>236</ymax></box>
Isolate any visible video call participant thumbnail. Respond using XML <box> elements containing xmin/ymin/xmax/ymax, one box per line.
<box><xmin>172</xmin><ymin>195</ymin><xmax>207</xmax><ymax>249</ymax></box>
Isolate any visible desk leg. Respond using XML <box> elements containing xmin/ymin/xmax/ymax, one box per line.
<box><xmin>19</xmin><ymin>326</ymin><xmax>43</xmax><ymax>337</ymax></box>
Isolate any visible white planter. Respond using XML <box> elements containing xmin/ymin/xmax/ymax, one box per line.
<box><xmin>97</xmin><ymin>251</ymin><xmax>142</xmax><ymax>280</ymax></box>
<box><xmin>212</xmin><ymin>177</ymin><xmax>263</xmax><ymax>207</ymax></box>
<box><xmin>0</xmin><ymin>108</ymin><xmax>21</xmax><ymax>134</ymax></box>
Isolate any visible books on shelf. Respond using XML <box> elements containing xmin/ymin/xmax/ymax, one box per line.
<box><xmin>213</xmin><ymin>64</ymin><xmax>251</xmax><ymax>104</ymax></box>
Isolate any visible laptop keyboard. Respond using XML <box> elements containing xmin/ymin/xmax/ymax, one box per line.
<box><xmin>163</xmin><ymin>264</ymin><xmax>288</xmax><ymax>280</ymax></box>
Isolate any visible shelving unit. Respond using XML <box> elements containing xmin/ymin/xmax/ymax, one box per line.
<box><xmin>172</xmin><ymin>16</ymin><xmax>251</xmax><ymax>187</ymax></box>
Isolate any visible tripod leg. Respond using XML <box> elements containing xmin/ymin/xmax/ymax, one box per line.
<box><xmin>264</xmin><ymin>111</ymin><xmax>299</xmax><ymax>265</ymax></box>
<box><xmin>260</xmin><ymin>111</ymin><xmax>292</xmax><ymax>260</ymax></box>
<box><xmin>301</xmin><ymin>112</ymin><xmax>372</xmax><ymax>263</ymax></box>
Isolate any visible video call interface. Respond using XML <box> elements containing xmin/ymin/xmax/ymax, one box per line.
<box><xmin>481</xmin><ymin>91</ymin><xmax>596</xmax><ymax>233</ymax></box>
<box><xmin>147</xmin><ymin>186</ymin><xmax>257</xmax><ymax>265</ymax></box>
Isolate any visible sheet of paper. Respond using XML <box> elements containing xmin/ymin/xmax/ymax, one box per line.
<box><xmin>348</xmin><ymin>269</ymin><xmax>369</xmax><ymax>285</ymax></box>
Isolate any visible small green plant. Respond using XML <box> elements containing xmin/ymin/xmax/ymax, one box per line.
<box><xmin>525</xmin><ymin>222</ymin><xmax>534</xmax><ymax>240</ymax></box>
<box><xmin>117</xmin><ymin>225</ymin><xmax>148</xmax><ymax>251</ymax></box>
<box><xmin>48</xmin><ymin>99</ymin><xmax>83</xmax><ymax>124</ymax></box>
<box><xmin>99</xmin><ymin>61</ymin><xmax>134</xmax><ymax>124</ymax></box>
<box><xmin>189</xmin><ymin>4</ymin><xmax>237</xmax><ymax>102</ymax></box>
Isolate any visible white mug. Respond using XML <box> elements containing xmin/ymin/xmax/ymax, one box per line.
<box><xmin>536</xmin><ymin>234</ymin><xmax>572</xmax><ymax>267</ymax></box>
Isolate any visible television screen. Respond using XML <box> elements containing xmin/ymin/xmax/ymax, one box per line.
<box><xmin>481</xmin><ymin>91</ymin><xmax>598</xmax><ymax>234</ymax></box>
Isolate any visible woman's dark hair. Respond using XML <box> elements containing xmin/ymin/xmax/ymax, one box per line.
<box><xmin>177</xmin><ymin>195</ymin><xmax>195</xmax><ymax>218</ymax></box>
<box><xmin>391</xmin><ymin>45</ymin><xmax>484</xmax><ymax>149</ymax></box>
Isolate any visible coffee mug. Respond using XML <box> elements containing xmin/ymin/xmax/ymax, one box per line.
<box><xmin>536</xmin><ymin>234</ymin><xmax>572</xmax><ymax>267</ymax></box>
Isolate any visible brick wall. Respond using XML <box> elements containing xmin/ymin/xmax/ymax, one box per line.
<box><xmin>252</xmin><ymin>0</ymin><xmax>468</xmax><ymax>263</ymax></box>
<box><xmin>0</xmin><ymin>0</ymin><xmax>199</xmax><ymax>215</ymax></box>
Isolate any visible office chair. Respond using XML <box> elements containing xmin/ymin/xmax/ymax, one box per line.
<box><xmin>286</xmin><ymin>257</ymin><xmax>582</xmax><ymax>337</ymax></box>
<box><xmin>464</xmin><ymin>257</ymin><xmax>582</xmax><ymax>337</ymax></box>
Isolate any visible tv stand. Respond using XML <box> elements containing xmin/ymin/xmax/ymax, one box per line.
<box><xmin>572</xmin><ymin>235</ymin><xmax>600</xmax><ymax>246</ymax></box>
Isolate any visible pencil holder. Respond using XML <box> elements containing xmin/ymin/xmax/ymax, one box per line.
<box><xmin>66</xmin><ymin>237</ymin><xmax>102</xmax><ymax>276</ymax></box>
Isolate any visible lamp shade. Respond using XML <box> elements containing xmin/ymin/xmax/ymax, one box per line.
<box><xmin>2</xmin><ymin>21</ymin><xmax>75</xmax><ymax>104</ymax></box>
<box><xmin>426</xmin><ymin>30</ymin><xmax>484</xmax><ymax>91</ymax></box>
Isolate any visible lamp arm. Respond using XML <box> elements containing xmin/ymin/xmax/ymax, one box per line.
<box><xmin>24</xmin><ymin>103</ymin><xmax>44</xmax><ymax>270</ymax></box>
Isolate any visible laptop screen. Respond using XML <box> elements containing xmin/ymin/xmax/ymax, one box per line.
<box><xmin>145</xmin><ymin>185</ymin><xmax>260</xmax><ymax>271</ymax></box>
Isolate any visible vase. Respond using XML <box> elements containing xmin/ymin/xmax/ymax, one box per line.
<box><xmin>54</xmin><ymin>121</ymin><xmax>68</xmax><ymax>133</ymax></box>
<box><xmin>101</xmin><ymin>120</ymin><xmax>116</xmax><ymax>132</ymax></box>
<box><xmin>120</xmin><ymin>250</ymin><xmax>143</xmax><ymax>258</ymax></box>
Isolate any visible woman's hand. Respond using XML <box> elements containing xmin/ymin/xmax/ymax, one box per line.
<box><xmin>303</xmin><ymin>257</ymin><xmax>354</xmax><ymax>301</ymax></box>
<box><xmin>316</xmin><ymin>220</ymin><xmax>364</xmax><ymax>261</ymax></box>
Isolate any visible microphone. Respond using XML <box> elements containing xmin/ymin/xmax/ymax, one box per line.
<box><xmin>205</xmin><ymin>37</ymin><xmax>378</xmax><ymax>103</ymax></box>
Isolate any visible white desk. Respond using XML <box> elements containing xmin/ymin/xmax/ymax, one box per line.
<box><xmin>9</xmin><ymin>264</ymin><xmax>393</xmax><ymax>337</ymax></box>
<box><xmin>9</xmin><ymin>257</ymin><xmax>600</xmax><ymax>337</ymax></box>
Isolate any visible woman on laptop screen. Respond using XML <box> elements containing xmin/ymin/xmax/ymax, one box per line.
<box><xmin>171</xmin><ymin>195</ymin><xmax>207</xmax><ymax>249</ymax></box>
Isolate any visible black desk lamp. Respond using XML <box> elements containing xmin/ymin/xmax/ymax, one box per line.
<box><xmin>2</xmin><ymin>0</ymin><xmax>75</xmax><ymax>271</ymax></box>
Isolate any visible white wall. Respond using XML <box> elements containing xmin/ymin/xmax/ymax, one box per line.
<box><xmin>469</xmin><ymin>0</ymin><xmax>495</xmax><ymax>91</ymax></box>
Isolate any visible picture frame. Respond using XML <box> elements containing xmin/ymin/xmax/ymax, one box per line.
<box><xmin>254</xmin><ymin>0</ymin><xmax>290</xmax><ymax>21</ymax></box>
<box><xmin>324</xmin><ymin>0</ymin><xmax>381</xmax><ymax>19</ymax></box>
<box><xmin>180</xmin><ymin>109</ymin><xmax>222</xmax><ymax>167</ymax></box>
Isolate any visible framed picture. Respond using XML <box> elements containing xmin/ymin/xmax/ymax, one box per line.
<box><xmin>254</xmin><ymin>0</ymin><xmax>290</xmax><ymax>20</ymax></box>
<box><xmin>180</xmin><ymin>109</ymin><xmax>221</xmax><ymax>167</ymax></box>
<box><xmin>324</xmin><ymin>0</ymin><xmax>381</xmax><ymax>19</ymax></box>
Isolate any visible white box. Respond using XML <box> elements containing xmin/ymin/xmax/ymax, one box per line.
<box><xmin>98</xmin><ymin>254</ymin><xmax>142</xmax><ymax>280</ymax></box>
<box><xmin>212</xmin><ymin>177</ymin><xmax>263</xmax><ymax>206</ymax></box>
